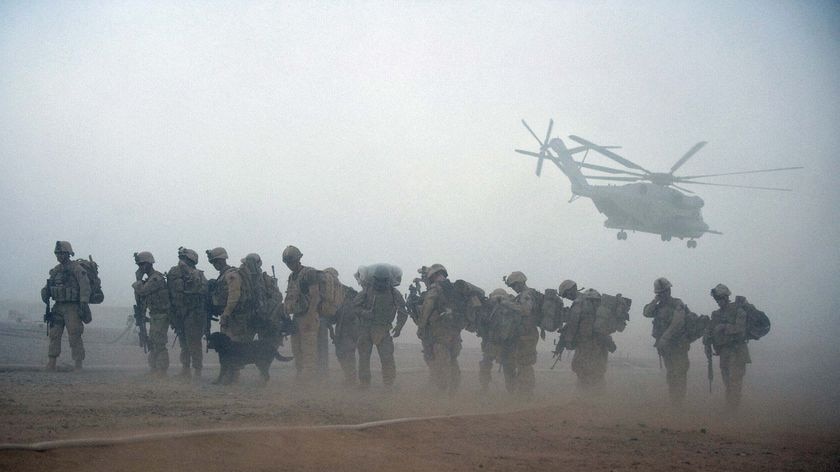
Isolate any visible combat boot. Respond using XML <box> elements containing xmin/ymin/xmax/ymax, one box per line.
<box><xmin>46</xmin><ymin>357</ymin><xmax>57</xmax><ymax>372</ymax></box>
<box><xmin>74</xmin><ymin>359</ymin><xmax>83</xmax><ymax>371</ymax></box>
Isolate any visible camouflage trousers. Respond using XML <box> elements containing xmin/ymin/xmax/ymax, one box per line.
<box><xmin>176</xmin><ymin>307</ymin><xmax>204</xmax><ymax>371</ymax></box>
<box><xmin>291</xmin><ymin>313</ymin><xmax>320</xmax><ymax>382</ymax></box>
<box><xmin>334</xmin><ymin>324</ymin><xmax>358</xmax><ymax>385</ymax></box>
<box><xmin>719</xmin><ymin>342</ymin><xmax>751</xmax><ymax>408</ymax></box>
<box><xmin>357</xmin><ymin>325</ymin><xmax>396</xmax><ymax>387</ymax></box>
<box><xmin>511</xmin><ymin>332</ymin><xmax>538</xmax><ymax>396</ymax></box>
<box><xmin>659</xmin><ymin>342</ymin><xmax>690</xmax><ymax>404</ymax></box>
<box><xmin>317</xmin><ymin>317</ymin><xmax>330</xmax><ymax>379</ymax></box>
<box><xmin>47</xmin><ymin>302</ymin><xmax>85</xmax><ymax>362</ymax></box>
<box><xmin>479</xmin><ymin>339</ymin><xmax>515</xmax><ymax>392</ymax></box>
<box><xmin>428</xmin><ymin>327</ymin><xmax>462</xmax><ymax>394</ymax></box>
<box><xmin>147</xmin><ymin>312</ymin><xmax>170</xmax><ymax>373</ymax></box>
<box><xmin>571</xmin><ymin>337</ymin><xmax>609</xmax><ymax>389</ymax></box>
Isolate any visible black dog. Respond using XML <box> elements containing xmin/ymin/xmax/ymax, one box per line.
<box><xmin>207</xmin><ymin>332</ymin><xmax>293</xmax><ymax>385</ymax></box>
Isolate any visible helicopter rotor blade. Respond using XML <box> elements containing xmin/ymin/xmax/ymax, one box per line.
<box><xmin>578</xmin><ymin>162</ymin><xmax>645</xmax><ymax>176</ymax></box>
<box><xmin>543</xmin><ymin>119</ymin><xmax>554</xmax><ymax>150</ymax></box>
<box><xmin>678</xmin><ymin>181</ymin><xmax>793</xmax><ymax>191</ymax></box>
<box><xmin>670</xmin><ymin>141</ymin><xmax>707</xmax><ymax>174</ymax></box>
<box><xmin>678</xmin><ymin>166</ymin><xmax>804</xmax><ymax>180</ymax></box>
<box><xmin>521</xmin><ymin>120</ymin><xmax>544</xmax><ymax>147</ymax></box>
<box><xmin>568</xmin><ymin>135</ymin><xmax>653</xmax><ymax>174</ymax></box>
<box><xmin>582</xmin><ymin>175</ymin><xmax>645</xmax><ymax>182</ymax></box>
<box><xmin>670</xmin><ymin>184</ymin><xmax>696</xmax><ymax>194</ymax></box>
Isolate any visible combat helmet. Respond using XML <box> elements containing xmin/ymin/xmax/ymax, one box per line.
<box><xmin>504</xmin><ymin>271</ymin><xmax>527</xmax><ymax>287</ymax></box>
<box><xmin>177</xmin><ymin>247</ymin><xmax>199</xmax><ymax>264</ymax></box>
<box><xmin>206</xmin><ymin>247</ymin><xmax>229</xmax><ymax>262</ymax></box>
<box><xmin>710</xmin><ymin>283</ymin><xmax>731</xmax><ymax>298</ymax></box>
<box><xmin>426</xmin><ymin>263</ymin><xmax>448</xmax><ymax>280</ymax></box>
<box><xmin>489</xmin><ymin>288</ymin><xmax>510</xmax><ymax>300</ymax></box>
<box><xmin>324</xmin><ymin>267</ymin><xmax>339</xmax><ymax>278</ymax></box>
<box><xmin>282</xmin><ymin>245</ymin><xmax>303</xmax><ymax>263</ymax></box>
<box><xmin>558</xmin><ymin>280</ymin><xmax>578</xmax><ymax>298</ymax></box>
<box><xmin>241</xmin><ymin>253</ymin><xmax>262</xmax><ymax>266</ymax></box>
<box><xmin>134</xmin><ymin>251</ymin><xmax>155</xmax><ymax>264</ymax></box>
<box><xmin>54</xmin><ymin>241</ymin><xmax>74</xmax><ymax>255</ymax></box>
<box><xmin>653</xmin><ymin>277</ymin><xmax>672</xmax><ymax>294</ymax></box>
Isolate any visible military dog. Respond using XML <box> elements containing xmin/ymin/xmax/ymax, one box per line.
<box><xmin>206</xmin><ymin>332</ymin><xmax>293</xmax><ymax>385</ymax></box>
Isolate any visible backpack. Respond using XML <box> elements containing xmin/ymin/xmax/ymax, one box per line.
<box><xmin>233</xmin><ymin>268</ymin><xmax>254</xmax><ymax>312</ymax></box>
<box><xmin>594</xmin><ymin>293</ymin><xmax>631</xmax><ymax>336</ymax></box>
<box><xmin>683</xmin><ymin>305</ymin><xmax>710</xmax><ymax>343</ymax></box>
<box><xmin>735</xmin><ymin>296</ymin><xmax>771</xmax><ymax>340</ymax></box>
<box><xmin>488</xmin><ymin>301</ymin><xmax>521</xmax><ymax>343</ymax></box>
<box><xmin>317</xmin><ymin>269</ymin><xmax>346</xmax><ymax>317</ymax></box>
<box><xmin>356</xmin><ymin>264</ymin><xmax>403</xmax><ymax>287</ymax></box>
<box><xmin>76</xmin><ymin>256</ymin><xmax>104</xmax><ymax>304</ymax></box>
<box><xmin>539</xmin><ymin>289</ymin><xmax>564</xmax><ymax>332</ymax></box>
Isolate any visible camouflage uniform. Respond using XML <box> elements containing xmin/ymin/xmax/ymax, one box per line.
<box><xmin>284</xmin><ymin>266</ymin><xmax>321</xmax><ymax>380</ymax></box>
<box><xmin>207</xmin><ymin>248</ymin><xmax>252</xmax><ymax>343</ymax></box>
<box><xmin>167</xmin><ymin>248</ymin><xmax>207</xmax><ymax>377</ymax></box>
<box><xmin>505</xmin><ymin>272</ymin><xmax>540</xmax><ymax>396</ymax></box>
<box><xmin>352</xmin><ymin>284</ymin><xmax>408</xmax><ymax>387</ymax></box>
<box><xmin>42</xmin><ymin>241</ymin><xmax>91</xmax><ymax>370</ymax></box>
<box><xmin>133</xmin><ymin>266</ymin><xmax>171</xmax><ymax>374</ymax></box>
<box><xmin>562</xmin><ymin>288</ymin><xmax>608</xmax><ymax>389</ymax></box>
<box><xmin>239</xmin><ymin>254</ymin><xmax>284</xmax><ymax>347</ymax></box>
<box><xmin>334</xmin><ymin>283</ymin><xmax>360</xmax><ymax>385</ymax></box>
<box><xmin>418</xmin><ymin>265</ymin><xmax>462</xmax><ymax>394</ymax></box>
<box><xmin>706</xmin><ymin>284</ymin><xmax>751</xmax><ymax>408</ymax></box>
<box><xmin>643</xmin><ymin>278</ymin><xmax>690</xmax><ymax>404</ymax></box>
<box><xmin>478</xmin><ymin>289</ymin><xmax>518</xmax><ymax>393</ymax></box>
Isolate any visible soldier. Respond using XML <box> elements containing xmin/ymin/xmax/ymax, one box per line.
<box><xmin>42</xmin><ymin>241</ymin><xmax>91</xmax><ymax>371</ymax></box>
<box><xmin>239</xmin><ymin>253</ymin><xmax>284</xmax><ymax>347</ymax></box>
<box><xmin>330</xmin><ymin>268</ymin><xmax>361</xmax><ymax>386</ymax></box>
<box><xmin>406</xmin><ymin>267</ymin><xmax>435</xmax><ymax>376</ymax></box>
<box><xmin>206</xmin><ymin>248</ymin><xmax>251</xmax><ymax>342</ymax></box>
<box><xmin>558</xmin><ymin>280</ymin><xmax>609</xmax><ymax>390</ymax></box>
<box><xmin>352</xmin><ymin>265</ymin><xmax>409</xmax><ymax>389</ymax></box>
<box><xmin>132</xmin><ymin>251</ymin><xmax>171</xmax><ymax>376</ymax></box>
<box><xmin>167</xmin><ymin>247</ymin><xmax>207</xmax><ymax>380</ymax></box>
<box><xmin>705</xmin><ymin>283</ymin><xmax>751</xmax><ymax>409</ymax></box>
<box><xmin>417</xmin><ymin>264</ymin><xmax>463</xmax><ymax>394</ymax></box>
<box><xmin>282</xmin><ymin>245</ymin><xmax>322</xmax><ymax>382</ymax></box>
<box><xmin>478</xmin><ymin>288</ymin><xmax>520</xmax><ymax>393</ymax></box>
<box><xmin>503</xmin><ymin>271</ymin><xmax>540</xmax><ymax>396</ymax></box>
<box><xmin>643</xmin><ymin>277</ymin><xmax>691</xmax><ymax>404</ymax></box>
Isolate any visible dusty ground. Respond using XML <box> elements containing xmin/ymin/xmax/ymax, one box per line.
<box><xmin>0</xmin><ymin>321</ymin><xmax>838</xmax><ymax>471</ymax></box>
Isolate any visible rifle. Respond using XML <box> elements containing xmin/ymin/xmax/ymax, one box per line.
<box><xmin>551</xmin><ymin>337</ymin><xmax>565</xmax><ymax>369</ymax></box>
<box><xmin>705</xmin><ymin>342</ymin><xmax>714</xmax><ymax>394</ymax></box>
<box><xmin>44</xmin><ymin>279</ymin><xmax>53</xmax><ymax>337</ymax></box>
<box><xmin>133</xmin><ymin>301</ymin><xmax>149</xmax><ymax>354</ymax></box>
<box><xmin>405</xmin><ymin>278</ymin><xmax>423</xmax><ymax>323</ymax></box>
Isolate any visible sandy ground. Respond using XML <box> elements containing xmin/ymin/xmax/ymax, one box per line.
<box><xmin>0</xmin><ymin>321</ymin><xmax>838</xmax><ymax>471</ymax></box>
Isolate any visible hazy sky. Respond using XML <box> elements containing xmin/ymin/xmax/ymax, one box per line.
<box><xmin>1</xmin><ymin>1</ymin><xmax>838</xmax><ymax>354</ymax></box>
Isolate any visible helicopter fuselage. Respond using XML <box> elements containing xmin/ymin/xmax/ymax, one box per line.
<box><xmin>580</xmin><ymin>183</ymin><xmax>709</xmax><ymax>239</ymax></box>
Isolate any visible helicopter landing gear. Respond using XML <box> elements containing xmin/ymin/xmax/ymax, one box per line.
<box><xmin>616</xmin><ymin>230</ymin><xmax>628</xmax><ymax>240</ymax></box>
<box><xmin>687</xmin><ymin>239</ymin><xmax>697</xmax><ymax>248</ymax></box>
<box><xmin>660</xmin><ymin>234</ymin><xmax>672</xmax><ymax>242</ymax></box>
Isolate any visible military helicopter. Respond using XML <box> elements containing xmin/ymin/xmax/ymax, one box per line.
<box><xmin>514</xmin><ymin>119</ymin><xmax>803</xmax><ymax>248</ymax></box>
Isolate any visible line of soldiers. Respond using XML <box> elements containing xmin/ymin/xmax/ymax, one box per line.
<box><xmin>42</xmin><ymin>241</ymin><xmax>764</xmax><ymax>408</ymax></box>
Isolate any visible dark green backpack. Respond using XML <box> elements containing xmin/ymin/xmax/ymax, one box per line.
<box><xmin>683</xmin><ymin>305</ymin><xmax>710</xmax><ymax>343</ymax></box>
<box><xmin>736</xmin><ymin>296</ymin><xmax>771</xmax><ymax>340</ymax></box>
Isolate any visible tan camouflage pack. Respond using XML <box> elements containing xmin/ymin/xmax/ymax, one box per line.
<box><xmin>317</xmin><ymin>269</ymin><xmax>346</xmax><ymax>318</ymax></box>
<box><xmin>539</xmin><ymin>289</ymin><xmax>565</xmax><ymax>332</ymax></box>
<box><xmin>593</xmin><ymin>293</ymin><xmax>631</xmax><ymax>336</ymax></box>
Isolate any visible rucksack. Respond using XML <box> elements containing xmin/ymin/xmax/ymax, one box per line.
<box><xmin>76</xmin><ymin>256</ymin><xmax>104</xmax><ymax>304</ymax></box>
<box><xmin>683</xmin><ymin>305</ymin><xmax>710</xmax><ymax>343</ymax></box>
<box><xmin>735</xmin><ymin>296</ymin><xmax>771</xmax><ymax>340</ymax></box>
<box><xmin>356</xmin><ymin>264</ymin><xmax>403</xmax><ymax>287</ymax></box>
<box><xmin>594</xmin><ymin>293</ymin><xmax>631</xmax><ymax>336</ymax></box>
<box><xmin>488</xmin><ymin>301</ymin><xmax>522</xmax><ymax>343</ymax></box>
<box><xmin>233</xmin><ymin>268</ymin><xmax>254</xmax><ymax>312</ymax></box>
<box><xmin>539</xmin><ymin>289</ymin><xmax>564</xmax><ymax>332</ymax></box>
<box><xmin>317</xmin><ymin>269</ymin><xmax>346</xmax><ymax>317</ymax></box>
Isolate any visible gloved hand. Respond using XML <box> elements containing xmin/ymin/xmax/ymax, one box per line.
<box><xmin>79</xmin><ymin>302</ymin><xmax>92</xmax><ymax>324</ymax></box>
